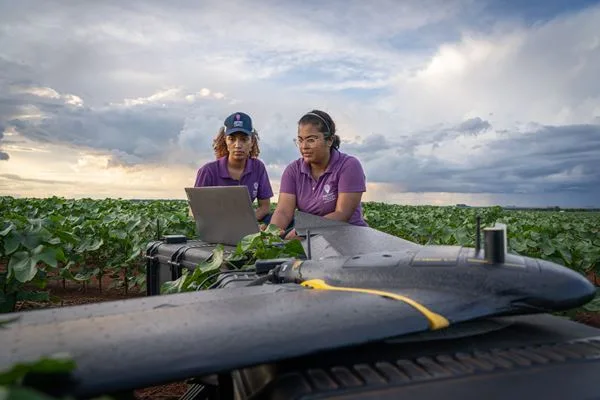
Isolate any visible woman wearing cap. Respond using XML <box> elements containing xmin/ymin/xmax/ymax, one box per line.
<box><xmin>194</xmin><ymin>112</ymin><xmax>274</xmax><ymax>223</ymax></box>
<box><xmin>269</xmin><ymin>109</ymin><xmax>368</xmax><ymax>239</ymax></box>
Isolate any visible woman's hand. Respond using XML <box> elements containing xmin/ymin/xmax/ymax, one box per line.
<box><xmin>284</xmin><ymin>228</ymin><xmax>298</xmax><ymax>240</ymax></box>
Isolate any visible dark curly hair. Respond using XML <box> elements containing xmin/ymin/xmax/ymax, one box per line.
<box><xmin>297</xmin><ymin>109</ymin><xmax>340</xmax><ymax>150</ymax></box>
<box><xmin>212</xmin><ymin>127</ymin><xmax>261</xmax><ymax>159</ymax></box>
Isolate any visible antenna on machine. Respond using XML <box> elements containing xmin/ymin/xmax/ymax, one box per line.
<box><xmin>306</xmin><ymin>229</ymin><xmax>312</xmax><ymax>260</ymax></box>
<box><xmin>475</xmin><ymin>215</ymin><xmax>481</xmax><ymax>254</ymax></box>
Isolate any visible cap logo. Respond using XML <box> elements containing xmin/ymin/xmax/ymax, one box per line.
<box><xmin>233</xmin><ymin>120</ymin><xmax>243</xmax><ymax>127</ymax></box>
<box><xmin>235</xmin><ymin>114</ymin><xmax>241</xmax><ymax>120</ymax></box>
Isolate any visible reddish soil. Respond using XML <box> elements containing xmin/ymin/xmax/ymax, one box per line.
<box><xmin>572</xmin><ymin>310</ymin><xmax>600</xmax><ymax>328</ymax></box>
<box><xmin>586</xmin><ymin>271</ymin><xmax>599</xmax><ymax>286</ymax></box>
<box><xmin>15</xmin><ymin>274</ymin><xmax>145</xmax><ymax>311</ymax></box>
<box><xmin>134</xmin><ymin>382</ymin><xmax>189</xmax><ymax>400</ymax></box>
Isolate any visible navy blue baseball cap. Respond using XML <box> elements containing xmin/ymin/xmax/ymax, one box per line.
<box><xmin>224</xmin><ymin>112</ymin><xmax>253</xmax><ymax>136</ymax></box>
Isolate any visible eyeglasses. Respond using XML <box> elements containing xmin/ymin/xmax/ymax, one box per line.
<box><xmin>226</xmin><ymin>135</ymin><xmax>251</xmax><ymax>144</ymax></box>
<box><xmin>293</xmin><ymin>136</ymin><xmax>321</xmax><ymax>148</ymax></box>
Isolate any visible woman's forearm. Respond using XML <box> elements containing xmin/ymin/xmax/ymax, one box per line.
<box><xmin>255</xmin><ymin>204</ymin><xmax>270</xmax><ymax>221</ymax></box>
<box><xmin>270</xmin><ymin>208</ymin><xmax>292</xmax><ymax>231</ymax></box>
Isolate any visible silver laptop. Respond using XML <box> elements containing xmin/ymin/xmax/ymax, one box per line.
<box><xmin>184</xmin><ymin>186</ymin><xmax>260</xmax><ymax>246</ymax></box>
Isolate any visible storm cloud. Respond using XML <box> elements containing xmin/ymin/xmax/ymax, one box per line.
<box><xmin>347</xmin><ymin>122</ymin><xmax>600</xmax><ymax>196</ymax></box>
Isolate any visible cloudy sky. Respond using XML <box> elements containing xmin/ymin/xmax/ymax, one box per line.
<box><xmin>1</xmin><ymin>0</ymin><xmax>599</xmax><ymax>207</ymax></box>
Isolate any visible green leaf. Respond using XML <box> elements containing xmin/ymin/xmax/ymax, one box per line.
<box><xmin>161</xmin><ymin>269</ymin><xmax>189</xmax><ymax>294</ymax></box>
<box><xmin>20</xmin><ymin>227</ymin><xmax>51</xmax><ymax>251</ymax></box>
<box><xmin>0</xmin><ymin>295</ymin><xmax>17</xmax><ymax>313</ymax></box>
<box><xmin>509</xmin><ymin>238</ymin><xmax>527</xmax><ymax>253</ymax></box>
<box><xmin>282</xmin><ymin>239</ymin><xmax>305</xmax><ymax>257</ymax></box>
<box><xmin>583</xmin><ymin>290</ymin><xmax>600</xmax><ymax>312</ymax></box>
<box><xmin>4</xmin><ymin>232</ymin><xmax>20</xmax><ymax>255</ymax></box>
<box><xmin>30</xmin><ymin>245</ymin><xmax>60</xmax><ymax>269</ymax></box>
<box><xmin>125</xmin><ymin>218</ymin><xmax>141</xmax><ymax>233</ymax></box>
<box><xmin>59</xmin><ymin>265</ymin><xmax>75</xmax><ymax>280</ymax></box>
<box><xmin>199</xmin><ymin>245</ymin><xmax>224</xmax><ymax>272</ymax></box>
<box><xmin>558</xmin><ymin>246</ymin><xmax>573</xmax><ymax>265</ymax></box>
<box><xmin>452</xmin><ymin>229</ymin><xmax>470</xmax><ymax>246</ymax></box>
<box><xmin>76</xmin><ymin>238</ymin><xmax>103</xmax><ymax>253</ymax></box>
<box><xmin>0</xmin><ymin>223</ymin><xmax>14</xmax><ymax>237</ymax></box>
<box><xmin>8</xmin><ymin>251</ymin><xmax>38</xmax><ymax>283</ymax></box>
<box><xmin>0</xmin><ymin>316</ymin><xmax>20</xmax><ymax>329</ymax></box>
<box><xmin>111</xmin><ymin>230</ymin><xmax>128</xmax><ymax>240</ymax></box>
<box><xmin>73</xmin><ymin>271</ymin><xmax>93</xmax><ymax>282</ymax></box>
<box><xmin>264</xmin><ymin>223</ymin><xmax>281</xmax><ymax>235</ymax></box>
<box><xmin>52</xmin><ymin>230</ymin><xmax>78</xmax><ymax>245</ymax></box>
<box><xmin>125</xmin><ymin>247</ymin><xmax>142</xmax><ymax>263</ymax></box>
<box><xmin>0</xmin><ymin>353</ymin><xmax>76</xmax><ymax>385</ymax></box>
<box><xmin>541</xmin><ymin>243</ymin><xmax>555</xmax><ymax>256</ymax></box>
<box><xmin>239</xmin><ymin>232</ymin><xmax>262</xmax><ymax>252</ymax></box>
<box><xmin>46</xmin><ymin>237</ymin><xmax>61</xmax><ymax>245</ymax></box>
<box><xmin>161</xmin><ymin>246</ymin><xmax>226</xmax><ymax>294</ymax></box>
<box><xmin>16</xmin><ymin>291</ymin><xmax>50</xmax><ymax>302</ymax></box>
<box><xmin>0</xmin><ymin>386</ymin><xmax>60</xmax><ymax>400</ymax></box>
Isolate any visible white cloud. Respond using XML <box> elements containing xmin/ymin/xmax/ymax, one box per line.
<box><xmin>10</xmin><ymin>85</ymin><xmax>85</xmax><ymax>109</ymax></box>
<box><xmin>15</xmin><ymin>86</ymin><xmax>61</xmax><ymax>99</ymax></box>
<box><xmin>381</xmin><ymin>4</ymin><xmax>600</xmax><ymax>129</ymax></box>
<box><xmin>120</xmin><ymin>88</ymin><xmax>183</xmax><ymax>107</ymax></box>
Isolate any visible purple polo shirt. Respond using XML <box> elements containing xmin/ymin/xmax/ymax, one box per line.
<box><xmin>279</xmin><ymin>149</ymin><xmax>368</xmax><ymax>226</ymax></box>
<box><xmin>194</xmin><ymin>156</ymin><xmax>273</xmax><ymax>202</ymax></box>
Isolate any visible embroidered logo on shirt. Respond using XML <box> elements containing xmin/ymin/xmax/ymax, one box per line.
<box><xmin>322</xmin><ymin>183</ymin><xmax>336</xmax><ymax>203</ymax></box>
<box><xmin>254</xmin><ymin>182</ymin><xmax>259</xmax><ymax>189</ymax></box>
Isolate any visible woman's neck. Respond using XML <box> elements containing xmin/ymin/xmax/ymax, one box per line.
<box><xmin>310</xmin><ymin>151</ymin><xmax>331</xmax><ymax>179</ymax></box>
<box><xmin>228</xmin><ymin>156</ymin><xmax>246</xmax><ymax>169</ymax></box>
<box><xmin>227</xmin><ymin>156</ymin><xmax>247</xmax><ymax>181</ymax></box>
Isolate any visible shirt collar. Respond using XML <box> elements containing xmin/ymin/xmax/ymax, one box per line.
<box><xmin>217</xmin><ymin>156</ymin><xmax>230</xmax><ymax>179</ymax></box>
<box><xmin>218</xmin><ymin>155</ymin><xmax>253</xmax><ymax>179</ymax></box>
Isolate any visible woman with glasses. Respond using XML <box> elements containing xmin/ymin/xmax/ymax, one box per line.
<box><xmin>269</xmin><ymin>109</ymin><xmax>368</xmax><ymax>239</ymax></box>
<box><xmin>194</xmin><ymin>112</ymin><xmax>274</xmax><ymax>223</ymax></box>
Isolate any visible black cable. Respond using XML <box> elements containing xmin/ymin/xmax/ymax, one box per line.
<box><xmin>244</xmin><ymin>275</ymin><xmax>271</xmax><ymax>286</ymax></box>
<box><xmin>245</xmin><ymin>265</ymin><xmax>282</xmax><ymax>287</ymax></box>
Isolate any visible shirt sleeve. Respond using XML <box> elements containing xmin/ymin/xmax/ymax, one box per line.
<box><xmin>279</xmin><ymin>163</ymin><xmax>297</xmax><ymax>194</ymax></box>
<box><xmin>257</xmin><ymin>161</ymin><xmax>274</xmax><ymax>200</ymax></box>
<box><xmin>338</xmin><ymin>157</ymin><xmax>366</xmax><ymax>192</ymax></box>
<box><xmin>194</xmin><ymin>165</ymin><xmax>214</xmax><ymax>187</ymax></box>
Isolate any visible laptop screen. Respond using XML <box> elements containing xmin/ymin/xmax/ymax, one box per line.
<box><xmin>185</xmin><ymin>186</ymin><xmax>260</xmax><ymax>246</ymax></box>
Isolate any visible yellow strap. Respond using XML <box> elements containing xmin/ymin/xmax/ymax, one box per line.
<box><xmin>300</xmin><ymin>279</ymin><xmax>449</xmax><ymax>330</ymax></box>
